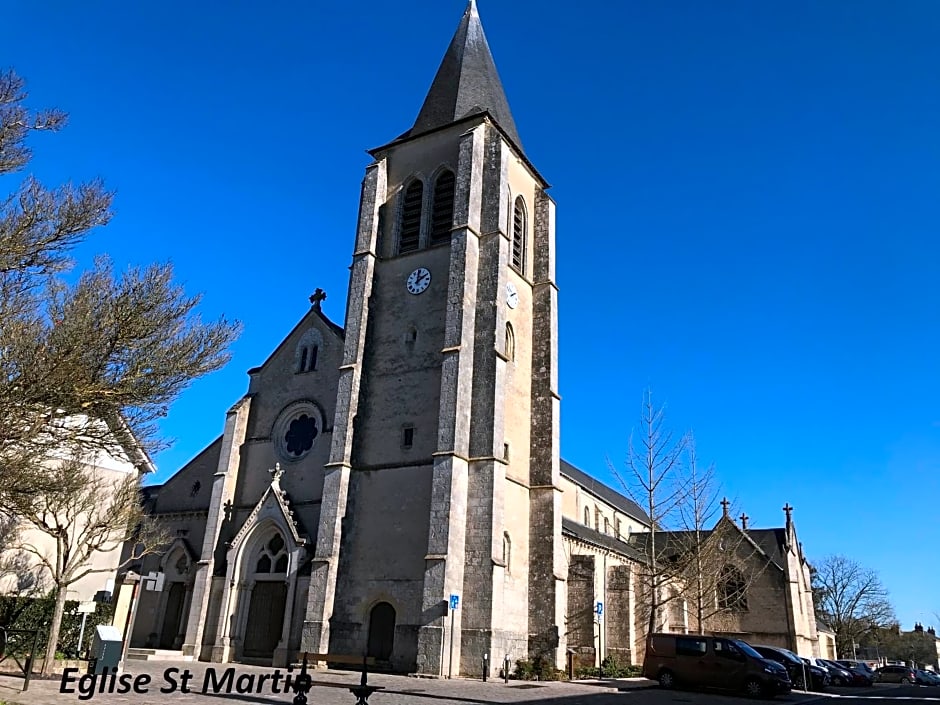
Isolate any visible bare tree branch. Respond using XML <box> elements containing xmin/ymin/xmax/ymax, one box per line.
<box><xmin>812</xmin><ymin>554</ymin><xmax>896</xmax><ymax>658</ymax></box>
<box><xmin>0</xmin><ymin>455</ymin><xmax>168</xmax><ymax>673</ymax></box>
<box><xmin>610</xmin><ymin>389</ymin><xmax>690</xmax><ymax>642</ymax></box>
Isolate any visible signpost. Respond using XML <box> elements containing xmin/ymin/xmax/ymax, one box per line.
<box><xmin>448</xmin><ymin>594</ymin><xmax>459</xmax><ymax>679</ymax></box>
<box><xmin>76</xmin><ymin>601</ymin><xmax>96</xmax><ymax>657</ymax></box>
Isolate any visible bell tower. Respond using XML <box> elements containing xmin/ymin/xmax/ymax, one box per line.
<box><xmin>303</xmin><ymin>0</ymin><xmax>565</xmax><ymax>674</ymax></box>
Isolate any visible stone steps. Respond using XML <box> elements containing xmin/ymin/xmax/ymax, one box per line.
<box><xmin>126</xmin><ymin>648</ymin><xmax>194</xmax><ymax>662</ymax></box>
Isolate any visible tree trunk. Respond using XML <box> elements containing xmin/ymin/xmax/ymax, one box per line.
<box><xmin>42</xmin><ymin>586</ymin><xmax>68</xmax><ymax>675</ymax></box>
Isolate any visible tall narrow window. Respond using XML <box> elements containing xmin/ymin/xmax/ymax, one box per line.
<box><xmin>401</xmin><ymin>425</ymin><xmax>415</xmax><ymax>449</ymax></box>
<box><xmin>503</xmin><ymin>532</ymin><xmax>511</xmax><ymax>573</ymax></box>
<box><xmin>615</xmin><ymin>518</ymin><xmax>622</xmax><ymax>539</ymax></box>
<box><xmin>505</xmin><ymin>322</ymin><xmax>515</xmax><ymax>361</ymax></box>
<box><xmin>584</xmin><ymin>507</ymin><xmax>590</xmax><ymax>525</ymax></box>
<box><xmin>430</xmin><ymin>169</ymin><xmax>455</xmax><ymax>245</ymax></box>
<box><xmin>298</xmin><ymin>347</ymin><xmax>308</xmax><ymax>373</ymax></box>
<box><xmin>308</xmin><ymin>345</ymin><xmax>318</xmax><ymax>371</ymax></box>
<box><xmin>604</xmin><ymin>517</ymin><xmax>610</xmax><ymax>535</ymax></box>
<box><xmin>399</xmin><ymin>180</ymin><xmax>423</xmax><ymax>254</ymax></box>
<box><xmin>512</xmin><ymin>196</ymin><xmax>527</xmax><ymax>274</ymax></box>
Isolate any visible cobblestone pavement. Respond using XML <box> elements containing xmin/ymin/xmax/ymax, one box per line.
<box><xmin>0</xmin><ymin>660</ymin><xmax>652</xmax><ymax>705</ymax></box>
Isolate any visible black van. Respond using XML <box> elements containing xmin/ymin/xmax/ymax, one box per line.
<box><xmin>642</xmin><ymin>633</ymin><xmax>792</xmax><ymax>698</ymax></box>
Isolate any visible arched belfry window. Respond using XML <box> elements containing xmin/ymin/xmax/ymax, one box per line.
<box><xmin>584</xmin><ymin>507</ymin><xmax>590</xmax><ymax>525</ymax></box>
<box><xmin>430</xmin><ymin>169</ymin><xmax>455</xmax><ymax>246</ymax></box>
<box><xmin>399</xmin><ymin>180</ymin><xmax>424</xmax><ymax>254</ymax></box>
<box><xmin>511</xmin><ymin>196</ymin><xmax>527</xmax><ymax>274</ymax></box>
<box><xmin>505</xmin><ymin>322</ymin><xmax>515</xmax><ymax>361</ymax></box>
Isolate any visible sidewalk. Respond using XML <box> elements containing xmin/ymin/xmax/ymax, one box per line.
<box><xmin>0</xmin><ymin>660</ymin><xmax>647</xmax><ymax>705</ymax></box>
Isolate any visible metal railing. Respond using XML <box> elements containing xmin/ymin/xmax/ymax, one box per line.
<box><xmin>0</xmin><ymin>627</ymin><xmax>42</xmax><ymax>691</ymax></box>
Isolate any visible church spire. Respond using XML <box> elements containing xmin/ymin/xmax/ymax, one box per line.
<box><xmin>409</xmin><ymin>0</ymin><xmax>523</xmax><ymax>150</ymax></box>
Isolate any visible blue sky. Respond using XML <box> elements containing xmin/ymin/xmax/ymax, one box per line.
<box><xmin>6</xmin><ymin>1</ymin><xmax>939</xmax><ymax>630</ymax></box>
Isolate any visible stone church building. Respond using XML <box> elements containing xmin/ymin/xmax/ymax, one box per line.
<box><xmin>125</xmin><ymin>1</ymin><xmax>820</xmax><ymax>676</ymax></box>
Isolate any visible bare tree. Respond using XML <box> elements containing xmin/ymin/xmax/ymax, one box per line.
<box><xmin>660</xmin><ymin>440</ymin><xmax>768</xmax><ymax>635</ymax></box>
<box><xmin>1</xmin><ymin>456</ymin><xmax>167</xmax><ymax>673</ymax></box>
<box><xmin>0</xmin><ymin>68</ymin><xmax>239</xmax><ymax>668</ymax></box>
<box><xmin>812</xmin><ymin>555</ymin><xmax>895</xmax><ymax>658</ymax></box>
<box><xmin>611</xmin><ymin>390</ymin><xmax>689</xmax><ymax>641</ymax></box>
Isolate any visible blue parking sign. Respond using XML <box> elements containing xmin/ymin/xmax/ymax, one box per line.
<box><xmin>450</xmin><ymin>594</ymin><xmax>460</xmax><ymax>610</ymax></box>
<box><xmin>596</xmin><ymin>601</ymin><xmax>603</xmax><ymax>616</ymax></box>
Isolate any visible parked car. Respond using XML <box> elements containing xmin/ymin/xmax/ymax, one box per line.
<box><xmin>642</xmin><ymin>633</ymin><xmax>792</xmax><ymax>697</ymax></box>
<box><xmin>820</xmin><ymin>659</ymin><xmax>869</xmax><ymax>686</ymax></box>
<box><xmin>874</xmin><ymin>665</ymin><xmax>917</xmax><ymax>684</ymax></box>
<box><xmin>836</xmin><ymin>660</ymin><xmax>876</xmax><ymax>685</ymax></box>
<box><xmin>806</xmin><ymin>658</ymin><xmax>852</xmax><ymax>686</ymax></box>
<box><xmin>915</xmin><ymin>670</ymin><xmax>940</xmax><ymax>686</ymax></box>
<box><xmin>751</xmin><ymin>645</ymin><xmax>828</xmax><ymax>690</ymax></box>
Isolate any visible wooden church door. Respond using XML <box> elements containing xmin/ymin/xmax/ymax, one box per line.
<box><xmin>367</xmin><ymin>602</ymin><xmax>396</xmax><ymax>661</ymax></box>
<box><xmin>243</xmin><ymin>581</ymin><xmax>287</xmax><ymax>658</ymax></box>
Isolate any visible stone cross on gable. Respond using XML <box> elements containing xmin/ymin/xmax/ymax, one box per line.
<box><xmin>783</xmin><ymin>503</ymin><xmax>793</xmax><ymax>522</ymax></box>
<box><xmin>720</xmin><ymin>497</ymin><xmax>730</xmax><ymax>517</ymax></box>
<box><xmin>223</xmin><ymin>500</ymin><xmax>234</xmax><ymax>522</ymax></box>
<box><xmin>739</xmin><ymin>512</ymin><xmax>749</xmax><ymax>530</ymax></box>
<box><xmin>269</xmin><ymin>463</ymin><xmax>284</xmax><ymax>484</ymax></box>
<box><xmin>309</xmin><ymin>288</ymin><xmax>327</xmax><ymax>310</ymax></box>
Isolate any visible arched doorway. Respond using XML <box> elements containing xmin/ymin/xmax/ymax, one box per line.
<box><xmin>367</xmin><ymin>602</ymin><xmax>396</xmax><ymax>661</ymax></box>
<box><xmin>159</xmin><ymin>582</ymin><xmax>186</xmax><ymax>649</ymax></box>
<box><xmin>242</xmin><ymin>532</ymin><xmax>289</xmax><ymax>659</ymax></box>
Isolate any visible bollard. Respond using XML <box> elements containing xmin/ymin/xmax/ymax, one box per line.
<box><xmin>291</xmin><ymin>654</ymin><xmax>313</xmax><ymax>705</ymax></box>
<box><xmin>504</xmin><ymin>655</ymin><xmax>510</xmax><ymax>684</ymax></box>
<box><xmin>482</xmin><ymin>653</ymin><xmax>488</xmax><ymax>682</ymax></box>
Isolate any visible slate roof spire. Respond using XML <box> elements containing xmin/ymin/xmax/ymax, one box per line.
<box><xmin>410</xmin><ymin>0</ymin><xmax>523</xmax><ymax>150</ymax></box>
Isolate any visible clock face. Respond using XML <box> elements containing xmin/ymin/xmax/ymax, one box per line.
<box><xmin>406</xmin><ymin>267</ymin><xmax>431</xmax><ymax>295</ymax></box>
<box><xmin>506</xmin><ymin>282</ymin><xmax>519</xmax><ymax>309</ymax></box>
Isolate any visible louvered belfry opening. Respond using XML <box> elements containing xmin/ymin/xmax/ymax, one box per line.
<box><xmin>430</xmin><ymin>169</ymin><xmax>456</xmax><ymax>246</ymax></box>
<box><xmin>399</xmin><ymin>180</ymin><xmax>424</xmax><ymax>254</ymax></box>
<box><xmin>512</xmin><ymin>196</ymin><xmax>526</xmax><ymax>273</ymax></box>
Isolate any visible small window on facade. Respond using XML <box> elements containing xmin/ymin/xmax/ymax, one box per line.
<box><xmin>402</xmin><ymin>425</ymin><xmax>415</xmax><ymax>449</ymax></box>
<box><xmin>505</xmin><ymin>322</ymin><xmax>515</xmax><ymax>360</ymax></box>
<box><xmin>594</xmin><ymin>508</ymin><xmax>600</xmax><ymax>531</ymax></box>
<box><xmin>399</xmin><ymin>180</ymin><xmax>424</xmax><ymax>254</ymax></box>
<box><xmin>296</xmin><ymin>330</ymin><xmax>323</xmax><ymax>375</ymax></box>
<box><xmin>503</xmin><ymin>442</ymin><xmax>510</xmax><ymax>460</ymax></box>
<box><xmin>584</xmin><ymin>507</ymin><xmax>591</xmax><ymax>525</ymax></box>
<box><xmin>503</xmin><ymin>532</ymin><xmax>511</xmax><ymax>573</ymax></box>
<box><xmin>511</xmin><ymin>196</ymin><xmax>527</xmax><ymax>274</ymax></box>
<box><xmin>604</xmin><ymin>517</ymin><xmax>610</xmax><ymax>535</ymax></box>
<box><xmin>430</xmin><ymin>169</ymin><xmax>455</xmax><ymax>245</ymax></box>
<box><xmin>190</xmin><ymin>480</ymin><xmax>201</xmax><ymax>497</ymax></box>
<box><xmin>615</xmin><ymin>518</ymin><xmax>622</xmax><ymax>539</ymax></box>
